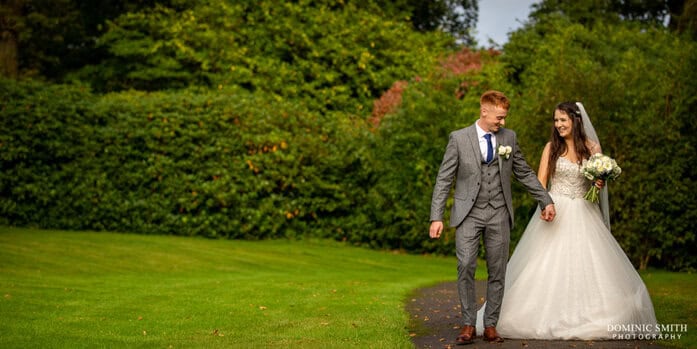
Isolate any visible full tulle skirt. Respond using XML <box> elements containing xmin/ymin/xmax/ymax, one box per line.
<box><xmin>477</xmin><ymin>193</ymin><xmax>657</xmax><ymax>339</ymax></box>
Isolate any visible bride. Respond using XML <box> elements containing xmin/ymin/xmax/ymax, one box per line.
<box><xmin>477</xmin><ymin>102</ymin><xmax>657</xmax><ymax>339</ymax></box>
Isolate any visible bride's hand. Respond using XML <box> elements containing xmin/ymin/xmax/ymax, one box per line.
<box><xmin>594</xmin><ymin>179</ymin><xmax>605</xmax><ymax>189</ymax></box>
<box><xmin>541</xmin><ymin>204</ymin><xmax>556</xmax><ymax>222</ymax></box>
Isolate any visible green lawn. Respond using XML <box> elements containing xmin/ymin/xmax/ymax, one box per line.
<box><xmin>0</xmin><ymin>227</ymin><xmax>459</xmax><ymax>348</ymax></box>
<box><xmin>0</xmin><ymin>227</ymin><xmax>694</xmax><ymax>348</ymax></box>
<box><xmin>641</xmin><ymin>269</ymin><xmax>696</xmax><ymax>348</ymax></box>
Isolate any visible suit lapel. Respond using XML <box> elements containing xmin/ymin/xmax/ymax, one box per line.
<box><xmin>495</xmin><ymin>131</ymin><xmax>504</xmax><ymax>173</ymax></box>
<box><xmin>466</xmin><ymin>125</ymin><xmax>482</xmax><ymax>169</ymax></box>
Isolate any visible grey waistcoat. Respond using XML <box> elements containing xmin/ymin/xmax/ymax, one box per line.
<box><xmin>474</xmin><ymin>157</ymin><xmax>505</xmax><ymax>209</ymax></box>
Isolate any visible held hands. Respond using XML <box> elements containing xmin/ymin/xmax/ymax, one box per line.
<box><xmin>540</xmin><ymin>204</ymin><xmax>556</xmax><ymax>222</ymax></box>
<box><xmin>429</xmin><ymin>221</ymin><xmax>444</xmax><ymax>239</ymax></box>
<box><xmin>433</xmin><ymin>204</ymin><xmax>557</xmax><ymax>234</ymax></box>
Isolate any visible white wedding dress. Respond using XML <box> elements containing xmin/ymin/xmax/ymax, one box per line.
<box><xmin>477</xmin><ymin>157</ymin><xmax>657</xmax><ymax>339</ymax></box>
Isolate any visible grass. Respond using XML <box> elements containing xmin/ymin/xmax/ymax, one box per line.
<box><xmin>0</xmin><ymin>226</ymin><xmax>694</xmax><ymax>348</ymax></box>
<box><xmin>0</xmin><ymin>226</ymin><xmax>459</xmax><ymax>348</ymax></box>
<box><xmin>641</xmin><ymin>269</ymin><xmax>697</xmax><ymax>348</ymax></box>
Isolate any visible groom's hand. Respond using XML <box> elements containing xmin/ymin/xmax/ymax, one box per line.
<box><xmin>429</xmin><ymin>221</ymin><xmax>444</xmax><ymax>239</ymax></box>
<box><xmin>541</xmin><ymin>204</ymin><xmax>556</xmax><ymax>222</ymax></box>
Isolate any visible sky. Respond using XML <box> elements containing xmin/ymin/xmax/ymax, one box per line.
<box><xmin>475</xmin><ymin>0</ymin><xmax>540</xmax><ymax>46</ymax></box>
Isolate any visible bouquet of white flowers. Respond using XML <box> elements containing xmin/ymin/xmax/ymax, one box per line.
<box><xmin>580</xmin><ymin>153</ymin><xmax>622</xmax><ymax>203</ymax></box>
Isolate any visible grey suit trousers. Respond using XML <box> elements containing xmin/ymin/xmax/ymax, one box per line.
<box><xmin>456</xmin><ymin>204</ymin><xmax>510</xmax><ymax>328</ymax></box>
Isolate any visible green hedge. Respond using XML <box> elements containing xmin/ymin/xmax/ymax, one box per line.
<box><xmin>1</xmin><ymin>80</ymin><xmax>369</xmax><ymax>238</ymax></box>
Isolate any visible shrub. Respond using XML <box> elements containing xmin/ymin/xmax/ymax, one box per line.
<box><xmin>1</xmin><ymin>80</ymin><xmax>369</xmax><ymax>239</ymax></box>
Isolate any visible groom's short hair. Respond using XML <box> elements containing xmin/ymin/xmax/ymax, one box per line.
<box><xmin>480</xmin><ymin>90</ymin><xmax>510</xmax><ymax>110</ymax></box>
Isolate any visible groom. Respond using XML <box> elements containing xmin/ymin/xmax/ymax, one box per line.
<box><xmin>429</xmin><ymin>90</ymin><xmax>555</xmax><ymax>344</ymax></box>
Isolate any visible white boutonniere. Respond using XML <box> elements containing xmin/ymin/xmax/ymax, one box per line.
<box><xmin>497</xmin><ymin>145</ymin><xmax>512</xmax><ymax>159</ymax></box>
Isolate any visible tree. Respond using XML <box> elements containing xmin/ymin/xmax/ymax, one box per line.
<box><xmin>371</xmin><ymin>0</ymin><xmax>478</xmax><ymax>45</ymax></box>
<box><xmin>529</xmin><ymin>0</ymin><xmax>672</xmax><ymax>26</ymax></box>
<box><xmin>74</xmin><ymin>1</ymin><xmax>453</xmax><ymax>112</ymax></box>
<box><xmin>0</xmin><ymin>0</ymin><xmax>22</xmax><ymax>78</ymax></box>
<box><xmin>0</xmin><ymin>0</ymin><xmax>27</xmax><ymax>79</ymax></box>
<box><xmin>528</xmin><ymin>0</ymin><xmax>697</xmax><ymax>39</ymax></box>
<box><xmin>0</xmin><ymin>0</ymin><xmax>168</xmax><ymax>80</ymax></box>
<box><xmin>668</xmin><ymin>0</ymin><xmax>697</xmax><ymax>39</ymax></box>
<box><xmin>2</xmin><ymin>0</ymin><xmax>477</xmax><ymax>83</ymax></box>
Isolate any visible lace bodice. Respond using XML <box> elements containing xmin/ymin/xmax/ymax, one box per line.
<box><xmin>548</xmin><ymin>157</ymin><xmax>590</xmax><ymax>199</ymax></box>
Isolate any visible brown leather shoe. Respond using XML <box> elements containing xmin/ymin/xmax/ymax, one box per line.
<box><xmin>483</xmin><ymin>326</ymin><xmax>504</xmax><ymax>343</ymax></box>
<box><xmin>455</xmin><ymin>325</ymin><xmax>476</xmax><ymax>345</ymax></box>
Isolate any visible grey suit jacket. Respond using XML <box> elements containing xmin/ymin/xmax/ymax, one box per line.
<box><xmin>430</xmin><ymin>124</ymin><xmax>553</xmax><ymax>228</ymax></box>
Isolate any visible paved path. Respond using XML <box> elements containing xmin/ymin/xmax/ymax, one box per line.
<box><xmin>405</xmin><ymin>281</ymin><xmax>666</xmax><ymax>349</ymax></box>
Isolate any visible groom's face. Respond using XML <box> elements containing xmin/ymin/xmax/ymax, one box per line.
<box><xmin>480</xmin><ymin>104</ymin><xmax>508</xmax><ymax>133</ymax></box>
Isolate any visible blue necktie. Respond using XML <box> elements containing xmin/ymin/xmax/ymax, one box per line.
<box><xmin>484</xmin><ymin>133</ymin><xmax>493</xmax><ymax>163</ymax></box>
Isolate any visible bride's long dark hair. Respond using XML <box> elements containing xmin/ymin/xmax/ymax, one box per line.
<box><xmin>547</xmin><ymin>102</ymin><xmax>592</xmax><ymax>180</ymax></box>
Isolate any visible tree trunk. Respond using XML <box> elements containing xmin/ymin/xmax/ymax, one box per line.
<box><xmin>639</xmin><ymin>254</ymin><xmax>650</xmax><ymax>271</ymax></box>
<box><xmin>0</xmin><ymin>31</ymin><xmax>18</xmax><ymax>79</ymax></box>
<box><xmin>0</xmin><ymin>0</ymin><xmax>22</xmax><ymax>79</ymax></box>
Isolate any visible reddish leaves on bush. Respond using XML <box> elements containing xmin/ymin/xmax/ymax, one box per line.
<box><xmin>440</xmin><ymin>48</ymin><xmax>500</xmax><ymax>100</ymax></box>
<box><xmin>369</xmin><ymin>48</ymin><xmax>500</xmax><ymax>127</ymax></box>
<box><xmin>368</xmin><ymin>80</ymin><xmax>408</xmax><ymax>128</ymax></box>
<box><xmin>437</xmin><ymin>48</ymin><xmax>491</xmax><ymax>76</ymax></box>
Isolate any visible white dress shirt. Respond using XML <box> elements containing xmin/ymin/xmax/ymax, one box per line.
<box><xmin>475</xmin><ymin>122</ymin><xmax>496</xmax><ymax>161</ymax></box>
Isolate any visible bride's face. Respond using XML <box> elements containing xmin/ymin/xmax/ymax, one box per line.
<box><xmin>554</xmin><ymin>110</ymin><xmax>573</xmax><ymax>139</ymax></box>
